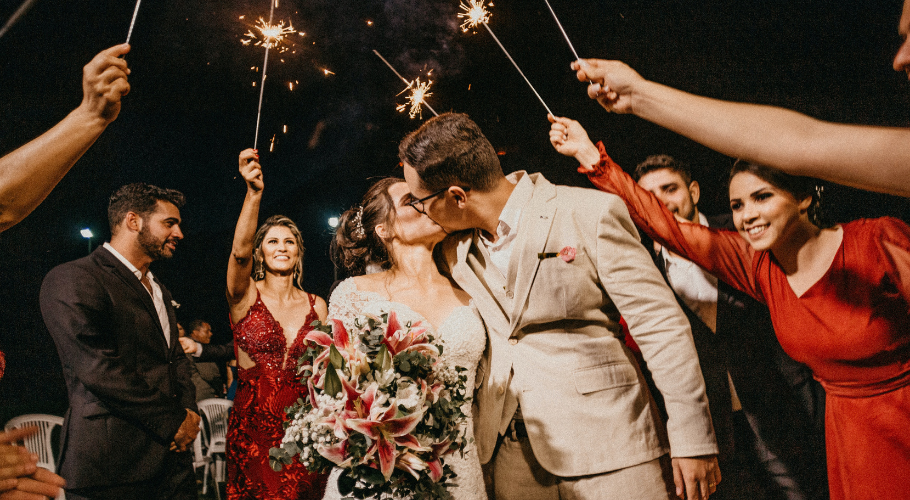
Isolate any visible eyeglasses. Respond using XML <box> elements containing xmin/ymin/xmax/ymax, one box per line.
<box><xmin>408</xmin><ymin>186</ymin><xmax>470</xmax><ymax>215</ymax></box>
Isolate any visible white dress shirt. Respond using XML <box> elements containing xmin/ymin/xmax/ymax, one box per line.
<box><xmin>478</xmin><ymin>171</ymin><xmax>535</xmax><ymax>278</ymax></box>
<box><xmin>103</xmin><ymin>242</ymin><xmax>171</xmax><ymax>347</ymax></box>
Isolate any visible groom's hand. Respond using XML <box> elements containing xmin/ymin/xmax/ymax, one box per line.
<box><xmin>672</xmin><ymin>455</ymin><xmax>720</xmax><ymax>500</ymax></box>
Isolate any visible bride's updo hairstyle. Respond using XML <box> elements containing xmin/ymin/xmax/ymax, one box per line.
<box><xmin>251</xmin><ymin>214</ymin><xmax>307</xmax><ymax>289</ymax></box>
<box><xmin>332</xmin><ymin>177</ymin><xmax>403</xmax><ymax>276</ymax></box>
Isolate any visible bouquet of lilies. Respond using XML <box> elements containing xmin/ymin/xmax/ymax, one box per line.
<box><xmin>270</xmin><ymin>311</ymin><xmax>470</xmax><ymax>499</ymax></box>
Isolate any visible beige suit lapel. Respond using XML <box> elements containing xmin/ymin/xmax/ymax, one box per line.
<box><xmin>452</xmin><ymin>233</ymin><xmax>511</xmax><ymax>336</ymax></box>
<box><xmin>506</xmin><ymin>175</ymin><xmax>557</xmax><ymax>330</ymax></box>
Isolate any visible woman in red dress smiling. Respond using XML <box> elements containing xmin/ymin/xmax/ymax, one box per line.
<box><xmin>225</xmin><ymin>148</ymin><xmax>328</xmax><ymax>499</ymax></box>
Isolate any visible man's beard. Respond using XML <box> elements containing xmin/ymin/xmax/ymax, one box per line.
<box><xmin>138</xmin><ymin>225</ymin><xmax>176</xmax><ymax>261</ymax></box>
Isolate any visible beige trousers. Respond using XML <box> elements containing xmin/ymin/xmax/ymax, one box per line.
<box><xmin>492</xmin><ymin>433</ymin><xmax>676</xmax><ymax>500</ymax></box>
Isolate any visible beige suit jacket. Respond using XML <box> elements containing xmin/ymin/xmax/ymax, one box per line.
<box><xmin>441</xmin><ymin>172</ymin><xmax>717</xmax><ymax>477</ymax></box>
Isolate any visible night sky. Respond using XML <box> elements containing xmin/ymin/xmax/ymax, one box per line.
<box><xmin>2</xmin><ymin>0</ymin><xmax>910</xmax><ymax>420</ymax></box>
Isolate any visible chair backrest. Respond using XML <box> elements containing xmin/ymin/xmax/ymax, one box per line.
<box><xmin>192</xmin><ymin>420</ymin><xmax>207</xmax><ymax>468</ymax></box>
<box><xmin>4</xmin><ymin>414</ymin><xmax>64</xmax><ymax>472</ymax></box>
<box><xmin>196</xmin><ymin>398</ymin><xmax>232</xmax><ymax>447</ymax></box>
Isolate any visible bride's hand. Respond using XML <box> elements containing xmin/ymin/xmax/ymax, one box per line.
<box><xmin>238</xmin><ymin>148</ymin><xmax>263</xmax><ymax>194</ymax></box>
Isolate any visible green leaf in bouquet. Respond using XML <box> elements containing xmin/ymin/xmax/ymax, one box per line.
<box><xmin>325</xmin><ymin>366</ymin><xmax>343</xmax><ymax>397</ymax></box>
<box><xmin>358</xmin><ymin>465</ymin><xmax>387</xmax><ymax>485</ymax></box>
<box><xmin>375</xmin><ymin>345</ymin><xmax>392</xmax><ymax>372</ymax></box>
<box><xmin>329</xmin><ymin>344</ymin><xmax>345</xmax><ymax>370</ymax></box>
<box><xmin>337</xmin><ymin>469</ymin><xmax>356</xmax><ymax>495</ymax></box>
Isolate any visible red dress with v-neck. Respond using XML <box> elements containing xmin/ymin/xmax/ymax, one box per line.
<box><xmin>226</xmin><ymin>291</ymin><xmax>328</xmax><ymax>499</ymax></box>
<box><xmin>585</xmin><ymin>149</ymin><xmax>910</xmax><ymax>500</ymax></box>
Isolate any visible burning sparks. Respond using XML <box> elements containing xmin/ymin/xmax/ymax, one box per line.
<box><xmin>323</xmin><ymin>68</ymin><xmax>335</xmax><ymax>76</ymax></box>
<box><xmin>243</xmin><ymin>17</ymin><xmax>296</xmax><ymax>52</ymax></box>
<box><xmin>396</xmin><ymin>78</ymin><xmax>433</xmax><ymax>119</ymax></box>
<box><xmin>459</xmin><ymin>0</ymin><xmax>492</xmax><ymax>32</ymax></box>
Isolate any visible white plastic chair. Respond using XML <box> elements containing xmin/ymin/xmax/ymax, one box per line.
<box><xmin>191</xmin><ymin>420</ymin><xmax>212</xmax><ymax>494</ymax></box>
<box><xmin>197</xmin><ymin>398</ymin><xmax>232</xmax><ymax>500</ymax></box>
<box><xmin>4</xmin><ymin>414</ymin><xmax>64</xmax><ymax>472</ymax></box>
<box><xmin>5</xmin><ymin>413</ymin><xmax>66</xmax><ymax>500</ymax></box>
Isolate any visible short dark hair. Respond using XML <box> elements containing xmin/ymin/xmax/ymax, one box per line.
<box><xmin>633</xmin><ymin>155</ymin><xmax>693</xmax><ymax>185</ymax></box>
<box><xmin>108</xmin><ymin>183</ymin><xmax>185</xmax><ymax>233</ymax></box>
<box><xmin>398</xmin><ymin>112</ymin><xmax>502</xmax><ymax>192</ymax></box>
<box><xmin>187</xmin><ymin>319</ymin><xmax>208</xmax><ymax>333</ymax></box>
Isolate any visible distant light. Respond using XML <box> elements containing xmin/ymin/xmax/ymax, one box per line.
<box><xmin>80</xmin><ymin>229</ymin><xmax>93</xmax><ymax>239</ymax></box>
<box><xmin>328</xmin><ymin>217</ymin><xmax>339</xmax><ymax>228</ymax></box>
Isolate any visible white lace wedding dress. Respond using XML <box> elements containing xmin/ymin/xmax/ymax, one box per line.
<box><xmin>322</xmin><ymin>278</ymin><xmax>488</xmax><ymax>500</ymax></box>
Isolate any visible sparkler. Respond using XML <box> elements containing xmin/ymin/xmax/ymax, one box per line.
<box><xmin>373</xmin><ymin>50</ymin><xmax>438</xmax><ymax>118</ymax></box>
<box><xmin>459</xmin><ymin>0</ymin><xmax>553</xmax><ymax>116</ymax></box>
<box><xmin>0</xmin><ymin>0</ymin><xmax>38</xmax><ymax>40</ymax></box>
<box><xmin>125</xmin><ymin>0</ymin><xmax>142</xmax><ymax>44</ymax></box>
<box><xmin>543</xmin><ymin>0</ymin><xmax>580</xmax><ymax>61</ymax></box>
<box><xmin>396</xmin><ymin>78</ymin><xmax>434</xmax><ymax>119</ymax></box>
<box><xmin>245</xmin><ymin>0</ymin><xmax>298</xmax><ymax>150</ymax></box>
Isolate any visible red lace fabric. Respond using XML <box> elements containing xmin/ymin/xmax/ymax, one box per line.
<box><xmin>226</xmin><ymin>291</ymin><xmax>328</xmax><ymax>499</ymax></box>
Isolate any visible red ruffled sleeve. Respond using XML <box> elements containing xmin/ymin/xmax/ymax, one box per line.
<box><xmin>583</xmin><ymin>141</ymin><xmax>765</xmax><ymax>302</ymax></box>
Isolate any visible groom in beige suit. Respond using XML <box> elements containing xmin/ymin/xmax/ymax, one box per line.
<box><xmin>400</xmin><ymin>113</ymin><xmax>719</xmax><ymax>500</ymax></box>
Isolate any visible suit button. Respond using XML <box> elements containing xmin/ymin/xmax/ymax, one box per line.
<box><xmin>498</xmin><ymin>386</ymin><xmax>505</xmax><ymax>395</ymax></box>
<box><xmin>506</xmin><ymin>290</ymin><xmax>514</xmax><ymax>299</ymax></box>
<box><xmin>509</xmin><ymin>338</ymin><xmax>518</xmax><ymax>345</ymax></box>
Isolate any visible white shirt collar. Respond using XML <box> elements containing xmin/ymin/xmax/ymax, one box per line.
<box><xmin>103</xmin><ymin>242</ymin><xmax>154</xmax><ymax>283</ymax></box>
<box><xmin>481</xmin><ymin>171</ymin><xmax>533</xmax><ymax>248</ymax></box>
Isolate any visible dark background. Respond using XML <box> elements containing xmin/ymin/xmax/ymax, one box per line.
<box><xmin>2</xmin><ymin>0</ymin><xmax>910</xmax><ymax>421</ymax></box>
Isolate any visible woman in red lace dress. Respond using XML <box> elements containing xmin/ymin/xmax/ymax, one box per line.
<box><xmin>225</xmin><ymin>148</ymin><xmax>329</xmax><ymax>499</ymax></box>
<box><xmin>549</xmin><ymin>117</ymin><xmax>910</xmax><ymax>500</ymax></box>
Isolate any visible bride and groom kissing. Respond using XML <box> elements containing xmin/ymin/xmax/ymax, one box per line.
<box><xmin>325</xmin><ymin>112</ymin><xmax>719</xmax><ymax>500</ymax></box>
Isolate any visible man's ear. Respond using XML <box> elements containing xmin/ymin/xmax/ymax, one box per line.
<box><xmin>448</xmin><ymin>186</ymin><xmax>469</xmax><ymax>209</ymax></box>
<box><xmin>124</xmin><ymin>211</ymin><xmax>143</xmax><ymax>233</ymax></box>
<box><xmin>688</xmin><ymin>180</ymin><xmax>701</xmax><ymax>206</ymax></box>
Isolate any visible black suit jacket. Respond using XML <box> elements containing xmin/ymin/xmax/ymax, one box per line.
<box><xmin>40</xmin><ymin>246</ymin><xmax>196</xmax><ymax>489</ymax></box>
<box><xmin>646</xmin><ymin>215</ymin><xmax>825</xmax><ymax>469</ymax></box>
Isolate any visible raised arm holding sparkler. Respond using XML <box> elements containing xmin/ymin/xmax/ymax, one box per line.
<box><xmin>0</xmin><ymin>43</ymin><xmax>130</xmax><ymax>233</ymax></box>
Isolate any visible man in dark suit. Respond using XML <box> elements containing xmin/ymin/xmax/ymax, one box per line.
<box><xmin>629</xmin><ymin>154</ymin><xmax>828</xmax><ymax>500</ymax></box>
<box><xmin>40</xmin><ymin>183</ymin><xmax>201</xmax><ymax>500</ymax></box>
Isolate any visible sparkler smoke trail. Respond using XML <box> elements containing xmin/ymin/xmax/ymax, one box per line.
<box><xmin>0</xmin><ymin>0</ymin><xmax>38</xmax><ymax>40</ymax></box>
<box><xmin>125</xmin><ymin>0</ymin><xmax>142</xmax><ymax>44</ymax></box>
<box><xmin>373</xmin><ymin>50</ymin><xmax>438</xmax><ymax>118</ymax></box>
<box><xmin>543</xmin><ymin>0</ymin><xmax>580</xmax><ymax>61</ymax></box>
<box><xmin>460</xmin><ymin>1</ymin><xmax>553</xmax><ymax>116</ymax></box>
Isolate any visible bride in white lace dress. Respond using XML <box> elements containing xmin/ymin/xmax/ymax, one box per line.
<box><xmin>322</xmin><ymin>178</ymin><xmax>488</xmax><ymax>500</ymax></box>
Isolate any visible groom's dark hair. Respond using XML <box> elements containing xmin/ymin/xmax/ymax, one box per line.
<box><xmin>398</xmin><ymin>112</ymin><xmax>502</xmax><ymax>192</ymax></box>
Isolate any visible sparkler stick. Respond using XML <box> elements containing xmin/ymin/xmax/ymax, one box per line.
<box><xmin>460</xmin><ymin>1</ymin><xmax>553</xmax><ymax>116</ymax></box>
<box><xmin>125</xmin><ymin>0</ymin><xmax>142</xmax><ymax>44</ymax></box>
<box><xmin>373</xmin><ymin>50</ymin><xmax>439</xmax><ymax>118</ymax></box>
<box><xmin>0</xmin><ymin>0</ymin><xmax>38</xmax><ymax>40</ymax></box>
<box><xmin>253</xmin><ymin>0</ymin><xmax>276</xmax><ymax>150</ymax></box>
<box><xmin>543</xmin><ymin>0</ymin><xmax>580</xmax><ymax>61</ymax></box>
